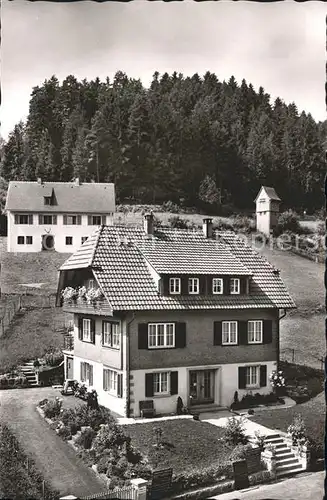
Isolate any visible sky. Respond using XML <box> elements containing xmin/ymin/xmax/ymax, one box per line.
<box><xmin>1</xmin><ymin>0</ymin><xmax>326</xmax><ymax>140</ymax></box>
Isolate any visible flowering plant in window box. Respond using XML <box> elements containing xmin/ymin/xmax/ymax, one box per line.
<box><xmin>61</xmin><ymin>287</ymin><xmax>78</xmax><ymax>303</ymax></box>
<box><xmin>85</xmin><ymin>287</ymin><xmax>104</xmax><ymax>305</ymax></box>
<box><xmin>78</xmin><ymin>286</ymin><xmax>87</xmax><ymax>300</ymax></box>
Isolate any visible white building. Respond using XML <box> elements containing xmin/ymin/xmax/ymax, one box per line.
<box><xmin>5</xmin><ymin>178</ymin><xmax>115</xmax><ymax>253</ymax></box>
<box><xmin>255</xmin><ymin>186</ymin><xmax>281</xmax><ymax>237</ymax></box>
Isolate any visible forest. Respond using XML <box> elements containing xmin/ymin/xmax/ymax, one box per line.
<box><xmin>0</xmin><ymin>71</ymin><xmax>326</xmax><ymax>213</ymax></box>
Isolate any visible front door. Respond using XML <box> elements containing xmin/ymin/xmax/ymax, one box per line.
<box><xmin>42</xmin><ymin>235</ymin><xmax>55</xmax><ymax>251</ymax></box>
<box><xmin>66</xmin><ymin>357</ymin><xmax>74</xmax><ymax>379</ymax></box>
<box><xmin>189</xmin><ymin>370</ymin><xmax>215</xmax><ymax>405</ymax></box>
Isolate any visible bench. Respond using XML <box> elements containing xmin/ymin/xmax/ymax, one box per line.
<box><xmin>139</xmin><ymin>400</ymin><xmax>156</xmax><ymax>418</ymax></box>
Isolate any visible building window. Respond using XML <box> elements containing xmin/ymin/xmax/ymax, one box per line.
<box><xmin>88</xmin><ymin>215</ymin><xmax>102</xmax><ymax>226</ymax></box>
<box><xmin>248</xmin><ymin>320</ymin><xmax>263</xmax><ymax>344</ymax></box>
<box><xmin>188</xmin><ymin>278</ymin><xmax>199</xmax><ymax>294</ymax></box>
<box><xmin>80</xmin><ymin>362</ymin><xmax>93</xmax><ymax>386</ymax></box>
<box><xmin>26</xmin><ymin>236</ymin><xmax>33</xmax><ymax>245</ymax></box>
<box><xmin>212</xmin><ymin>278</ymin><xmax>223</xmax><ymax>294</ymax></box>
<box><xmin>103</xmin><ymin>322</ymin><xmax>120</xmax><ymax>349</ymax></box>
<box><xmin>230</xmin><ymin>278</ymin><xmax>240</xmax><ymax>295</ymax></box>
<box><xmin>169</xmin><ymin>278</ymin><xmax>181</xmax><ymax>295</ymax></box>
<box><xmin>39</xmin><ymin>214</ymin><xmax>57</xmax><ymax>225</ymax></box>
<box><xmin>17</xmin><ymin>236</ymin><xmax>25</xmax><ymax>245</ymax></box>
<box><xmin>15</xmin><ymin>214</ymin><xmax>33</xmax><ymax>225</ymax></box>
<box><xmin>44</xmin><ymin>197</ymin><xmax>52</xmax><ymax>206</ymax></box>
<box><xmin>148</xmin><ymin>323</ymin><xmax>175</xmax><ymax>348</ymax></box>
<box><xmin>81</xmin><ymin>237</ymin><xmax>88</xmax><ymax>244</ymax></box>
<box><xmin>259</xmin><ymin>198</ymin><xmax>266</xmax><ymax>203</ymax></box>
<box><xmin>222</xmin><ymin>321</ymin><xmax>238</xmax><ymax>345</ymax></box>
<box><xmin>153</xmin><ymin>372</ymin><xmax>169</xmax><ymax>395</ymax></box>
<box><xmin>66</xmin><ymin>236</ymin><xmax>73</xmax><ymax>245</ymax></box>
<box><xmin>64</xmin><ymin>215</ymin><xmax>81</xmax><ymax>225</ymax></box>
<box><xmin>82</xmin><ymin>319</ymin><xmax>91</xmax><ymax>342</ymax></box>
<box><xmin>246</xmin><ymin>366</ymin><xmax>260</xmax><ymax>388</ymax></box>
<box><xmin>103</xmin><ymin>368</ymin><xmax>118</xmax><ymax>394</ymax></box>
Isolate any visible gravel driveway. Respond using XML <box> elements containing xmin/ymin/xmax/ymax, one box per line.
<box><xmin>0</xmin><ymin>387</ymin><xmax>106</xmax><ymax>497</ymax></box>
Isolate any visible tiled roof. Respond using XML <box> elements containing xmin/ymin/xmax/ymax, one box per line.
<box><xmin>255</xmin><ymin>186</ymin><xmax>281</xmax><ymax>202</ymax></box>
<box><xmin>59</xmin><ymin>225</ymin><xmax>296</xmax><ymax>312</ymax></box>
<box><xmin>5</xmin><ymin>181</ymin><xmax>115</xmax><ymax>213</ymax></box>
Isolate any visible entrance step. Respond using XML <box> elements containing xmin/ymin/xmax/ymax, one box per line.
<box><xmin>189</xmin><ymin>404</ymin><xmax>228</xmax><ymax>415</ymax></box>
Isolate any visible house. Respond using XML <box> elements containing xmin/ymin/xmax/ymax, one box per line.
<box><xmin>4</xmin><ymin>178</ymin><xmax>115</xmax><ymax>253</ymax></box>
<box><xmin>56</xmin><ymin>214</ymin><xmax>295</xmax><ymax>417</ymax></box>
<box><xmin>255</xmin><ymin>186</ymin><xmax>281</xmax><ymax>237</ymax></box>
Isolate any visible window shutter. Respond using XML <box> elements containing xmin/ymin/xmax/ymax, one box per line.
<box><xmin>28</xmin><ymin>214</ymin><xmax>33</xmax><ymax>225</ymax></box>
<box><xmin>260</xmin><ymin>365</ymin><xmax>267</xmax><ymax>387</ymax></box>
<box><xmin>88</xmin><ymin>216</ymin><xmax>92</xmax><ymax>225</ymax></box>
<box><xmin>103</xmin><ymin>370</ymin><xmax>106</xmax><ymax>391</ymax></box>
<box><xmin>77</xmin><ymin>215</ymin><xmax>82</xmax><ymax>225</ymax></box>
<box><xmin>145</xmin><ymin>373</ymin><xmax>154</xmax><ymax>397</ymax></box>
<box><xmin>240</xmin><ymin>278</ymin><xmax>247</xmax><ymax>295</ymax></box>
<box><xmin>80</xmin><ymin>362</ymin><xmax>84</xmax><ymax>381</ymax></box>
<box><xmin>117</xmin><ymin>373</ymin><xmax>123</xmax><ymax>398</ymax></box>
<box><xmin>15</xmin><ymin>214</ymin><xmax>19</xmax><ymax>224</ymax></box>
<box><xmin>101</xmin><ymin>215</ymin><xmax>106</xmax><ymax>225</ymax></box>
<box><xmin>38</xmin><ymin>214</ymin><xmax>43</xmax><ymax>225</ymax></box>
<box><xmin>158</xmin><ymin>278</ymin><xmax>164</xmax><ymax>295</ymax></box>
<box><xmin>63</xmin><ymin>215</ymin><xmax>67</xmax><ymax>225</ymax></box>
<box><xmin>170</xmin><ymin>372</ymin><xmax>178</xmax><ymax>395</ymax></box>
<box><xmin>78</xmin><ymin>318</ymin><xmax>83</xmax><ymax>340</ymax></box>
<box><xmin>199</xmin><ymin>277</ymin><xmax>206</xmax><ymax>295</ymax></box>
<box><xmin>89</xmin><ymin>365</ymin><xmax>93</xmax><ymax>386</ymax></box>
<box><xmin>223</xmin><ymin>277</ymin><xmax>230</xmax><ymax>295</ymax></box>
<box><xmin>213</xmin><ymin>321</ymin><xmax>222</xmax><ymax>346</ymax></box>
<box><xmin>162</xmin><ymin>276</ymin><xmax>170</xmax><ymax>295</ymax></box>
<box><xmin>238</xmin><ymin>367</ymin><xmax>246</xmax><ymax>389</ymax></box>
<box><xmin>238</xmin><ymin>321</ymin><xmax>248</xmax><ymax>345</ymax></box>
<box><xmin>53</xmin><ymin>215</ymin><xmax>57</xmax><ymax>225</ymax></box>
<box><xmin>181</xmin><ymin>277</ymin><xmax>188</xmax><ymax>295</ymax></box>
<box><xmin>138</xmin><ymin>324</ymin><xmax>148</xmax><ymax>349</ymax></box>
<box><xmin>101</xmin><ymin>322</ymin><xmax>105</xmax><ymax>346</ymax></box>
<box><xmin>175</xmin><ymin>323</ymin><xmax>186</xmax><ymax>348</ymax></box>
<box><xmin>263</xmin><ymin>320</ymin><xmax>273</xmax><ymax>344</ymax></box>
<box><xmin>207</xmin><ymin>277</ymin><xmax>213</xmax><ymax>295</ymax></box>
<box><xmin>90</xmin><ymin>319</ymin><xmax>96</xmax><ymax>344</ymax></box>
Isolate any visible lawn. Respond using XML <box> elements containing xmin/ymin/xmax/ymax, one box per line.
<box><xmin>122</xmin><ymin>419</ymin><xmax>233</xmax><ymax>475</ymax></box>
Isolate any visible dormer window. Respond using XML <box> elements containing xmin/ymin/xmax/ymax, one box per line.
<box><xmin>188</xmin><ymin>278</ymin><xmax>199</xmax><ymax>294</ymax></box>
<box><xmin>212</xmin><ymin>278</ymin><xmax>223</xmax><ymax>294</ymax></box>
<box><xmin>230</xmin><ymin>278</ymin><xmax>240</xmax><ymax>295</ymax></box>
<box><xmin>44</xmin><ymin>196</ymin><xmax>52</xmax><ymax>206</ymax></box>
<box><xmin>169</xmin><ymin>278</ymin><xmax>181</xmax><ymax>295</ymax></box>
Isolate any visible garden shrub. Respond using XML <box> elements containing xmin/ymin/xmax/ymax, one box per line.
<box><xmin>43</xmin><ymin>398</ymin><xmax>62</xmax><ymax>419</ymax></box>
<box><xmin>75</xmin><ymin>427</ymin><xmax>96</xmax><ymax>449</ymax></box>
<box><xmin>168</xmin><ymin>215</ymin><xmax>189</xmax><ymax>229</ymax></box>
<box><xmin>57</xmin><ymin>424</ymin><xmax>72</xmax><ymax>441</ymax></box>
<box><xmin>224</xmin><ymin>417</ymin><xmax>248</xmax><ymax>446</ymax></box>
<box><xmin>232</xmin><ymin>215</ymin><xmax>255</xmax><ymax>233</ymax></box>
<box><xmin>274</xmin><ymin>210</ymin><xmax>301</xmax><ymax>236</ymax></box>
<box><xmin>74</xmin><ymin>405</ymin><xmax>115</xmax><ymax>431</ymax></box>
<box><xmin>97</xmin><ymin>456</ymin><xmax>110</xmax><ymax>474</ymax></box>
<box><xmin>213</xmin><ymin>220</ymin><xmax>234</xmax><ymax>232</ymax></box>
<box><xmin>43</xmin><ymin>349</ymin><xmax>64</xmax><ymax>367</ymax></box>
<box><xmin>287</xmin><ymin>415</ymin><xmax>307</xmax><ymax>447</ymax></box>
<box><xmin>229</xmin><ymin>443</ymin><xmax>254</xmax><ymax>462</ymax></box>
<box><xmin>161</xmin><ymin>200</ymin><xmax>181</xmax><ymax>213</ymax></box>
<box><xmin>38</xmin><ymin>398</ymin><xmax>49</xmax><ymax>407</ymax></box>
<box><xmin>172</xmin><ymin>463</ymin><xmax>233</xmax><ymax>494</ymax></box>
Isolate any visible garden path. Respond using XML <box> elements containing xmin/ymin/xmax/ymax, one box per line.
<box><xmin>0</xmin><ymin>387</ymin><xmax>106</xmax><ymax>498</ymax></box>
<box><xmin>201</xmin><ymin>414</ymin><xmax>276</xmax><ymax>438</ymax></box>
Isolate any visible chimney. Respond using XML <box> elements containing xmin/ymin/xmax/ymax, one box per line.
<box><xmin>144</xmin><ymin>212</ymin><xmax>154</xmax><ymax>236</ymax></box>
<box><xmin>37</xmin><ymin>178</ymin><xmax>42</xmax><ymax>185</ymax></box>
<box><xmin>203</xmin><ymin>218</ymin><xmax>213</xmax><ymax>238</ymax></box>
<box><xmin>75</xmin><ymin>178</ymin><xmax>80</xmax><ymax>186</ymax></box>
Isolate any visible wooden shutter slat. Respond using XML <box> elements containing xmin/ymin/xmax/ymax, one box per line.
<box><xmin>213</xmin><ymin>321</ymin><xmax>222</xmax><ymax>346</ymax></box>
<box><xmin>238</xmin><ymin>321</ymin><xmax>248</xmax><ymax>345</ymax></box>
<box><xmin>91</xmin><ymin>319</ymin><xmax>95</xmax><ymax>344</ymax></box>
<box><xmin>175</xmin><ymin>323</ymin><xmax>186</xmax><ymax>348</ymax></box>
<box><xmin>138</xmin><ymin>324</ymin><xmax>148</xmax><ymax>349</ymax></box>
<box><xmin>238</xmin><ymin>367</ymin><xmax>246</xmax><ymax>389</ymax></box>
<box><xmin>260</xmin><ymin>365</ymin><xmax>267</xmax><ymax>387</ymax></box>
<box><xmin>117</xmin><ymin>373</ymin><xmax>123</xmax><ymax>398</ymax></box>
<box><xmin>170</xmin><ymin>372</ymin><xmax>178</xmax><ymax>395</ymax></box>
<box><xmin>145</xmin><ymin>373</ymin><xmax>154</xmax><ymax>397</ymax></box>
<box><xmin>263</xmin><ymin>320</ymin><xmax>273</xmax><ymax>344</ymax></box>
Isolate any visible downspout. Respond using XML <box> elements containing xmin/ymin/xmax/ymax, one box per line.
<box><xmin>125</xmin><ymin>312</ymin><xmax>136</xmax><ymax>418</ymax></box>
<box><xmin>278</xmin><ymin>309</ymin><xmax>287</xmax><ymax>366</ymax></box>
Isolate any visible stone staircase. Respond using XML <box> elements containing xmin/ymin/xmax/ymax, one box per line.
<box><xmin>264</xmin><ymin>433</ymin><xmax>304</xmax><ymax>478</ymax></box>
<box><xmin>18</xmin><ymin>361</ymin><xmax>38</xmax><ymax>386</ymax></box>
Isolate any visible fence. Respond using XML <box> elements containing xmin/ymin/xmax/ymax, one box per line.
<box><xmin>81</xmin><ymin>484</ymin><xmax>137</xmax><ymax>500</ymax></box>
<box><xmin>0</xmin><ymin>295</ymin><xmax>21</xmax><ymax>337</ymax></box>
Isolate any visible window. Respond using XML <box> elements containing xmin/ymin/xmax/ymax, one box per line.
<box><xmin>44</xmin><ymin>197</ymin><xmax>52</xmax><ymax>206</ymax></box>
<box><xmin>148</xmin><ymin>323</ymin><xmax>175</xmax><ymax>348</ymax></box>
<box><xmin>80</xmin><ymin>362</ymin><xmax>93</xmax><ymax>386</ymax></box>
<box><xmin>259</xmin><ymin>198</ymin><xmax>266</xmax><ymax>203</ymax></box>
<box><xmin>88</xmin><ymin>215</ymin><xmax>102</xmax><ymax>226</ymax></box>
<box><xmin>17</xmin><ymin>236</ymin><xmax>25</xmax><ymax>245</ymax></box>
<box><xmin>246</xmin><ymin>366</ymin><xmax>260</xmax><ymax>388</ymax></box>
<box><xmin>212</xmin><ymin>278</ymin><xmax>223</xmax><ymax>294</ymax></box>
<box><xmin>66</xmin><ymin>236</ymin><xmax>73</xmax><ymax>245</ymax></box>
<box><xmin>26</xmin><ymin>236</ymin><xmax>33</xmax><ymax>245</ymax></box>
<box><xmin>82</xmin><ymin>319</ymin><xmax>91</xmax><ymax>342</ymax></box>
<box><xmin>103</xmin><ymin>368</ymin><xmax>118</xmax><ymax>393</ymax></box>
<box><xmin>15</xmin><ymin>214</ymin><xmax>33</xmax><ymax>225</ymax></box>
<box><xmin>169</xmin><ymin>278</ymin><xmax>181</xmax><ymax>295</ymax></box>
<box><xmin>230</xmin><ymin>278</ymin><xmax>240</xmax><ymax>295</ymax></box>
<box><xmin>81</xmin><ymin>237</ymin><xmax>88</xmax><ymax>244</ymax></box>
<box><xmin>103</xmin><ymin>322</ymin><xmax>120</xmax><ymax>349</ymax></box>
<box><xmin>222</xmin><ymin>321</ymin><xmax>238</xmax><ymax>345</ymax></box>
<box><xmin>153</xmin><ymin>372</ymin><xmax>169</xmax><ymax>395</ymax></box>
<box><xmin>64</xmin><ymin>215</ymin><xmax>81</xmax><ymax>225</ymax></box>
<box><xmin>248</xmin><ymin>320</ymin><xmax>263</xmax><ymax>344</ymax></box>
<box><xmin>39</xmin><ymin>214</ymin><xmax>57</xmax><ymax>225</ymax></box>
<box><xmin>188</xmin><ymin>278</ymin><xmax>199</xmax><ymax>294</ymax></box>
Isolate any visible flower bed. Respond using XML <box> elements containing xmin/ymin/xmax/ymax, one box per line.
<box><xmin>230</xmin><ymin>391</ymin><xmax>284</xmax><ymax>411</ymax></box>
<box><xmin>0</xmin><ymin>371</ymin><xmax>28</xmax><ymax>390</ymax></box>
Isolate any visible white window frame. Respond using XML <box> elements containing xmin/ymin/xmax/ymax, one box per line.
<box><xmin>188</xmin><ymin>278</ymin><xmax>199</xmax><ymax>295</ymax></box>
<box><xmin>169</xmin><ymin>278</ymin><xmax>181</xmax><ymax>295</ymax></box>
<box><xmin>91</xmin><ymin>215</ymin><xmax>102</xmax><ymax>226</ymax></box>
<box><xmin>230</xmin><ymin>278</ymin><xmax>240</xmax><ymax>295</ymax></box>
<box><xmin>16</xmin><ymin>214</ymin><xmax>30</xmax><ymax>225</ymax></box>
<box><xmin>248</xmin><ymin>320</ymin><xmax>263</xmax><ymax>344</ymax></box>
<box><xmin>222</xmin><ymin>321</ymin><xmax>238</xmax><ymax>345</ymax></box>
<box><xmin>40</xmin><ymin>214</ymin><xmax>56</xmax><ymax>225</ymax></box>
<box><xmin>153</xmin><ymin>371</ymin><xmax>169</xmax><ymax>395</ymax></box>
<box><xmin>82</xmin><ymin>319</ymin><xmax>91</xmax><ymax>342</ymax></box>
<box><xmin>66</xmin><ymin>215</ymin><xmax>78</xmax><ymax>225</ymax></box>
<box><xmin>103</xmin><ymin>321</ymin><xmax>120</xmax><ymax>349</ymax></box>
<box><xmin>212</xmin><ymin>278</ymin><xmax>223</xmax><ymax>294</ymax></box>
<box><xmin>103</xmin><ymin>368</ymin><xmax>118</xmax><ymax>394</ymax></box>
<box><xmin>148</xmin><ymin>323</ymin><xmax>175</xmax><ymax>349</ymax></box>
<box><xmin>245</xmin><ymin>365</ymin><xmax>260</xmax><ymax>388</ymax></box>
<box><xmin>80</xmin><ymin>362</ymin><xmax>93</xmax><ymax>386</ymax></box>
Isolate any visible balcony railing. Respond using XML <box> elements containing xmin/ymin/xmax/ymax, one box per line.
<box><xmin>63</xmin><ymin>335</ymin><xmax>74</xmax><ymax>351</ymax></box>
<box><xmin>62</xmin><ymin>297</ymin><xmax>113</xmax><ymax>316</ymax></box>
